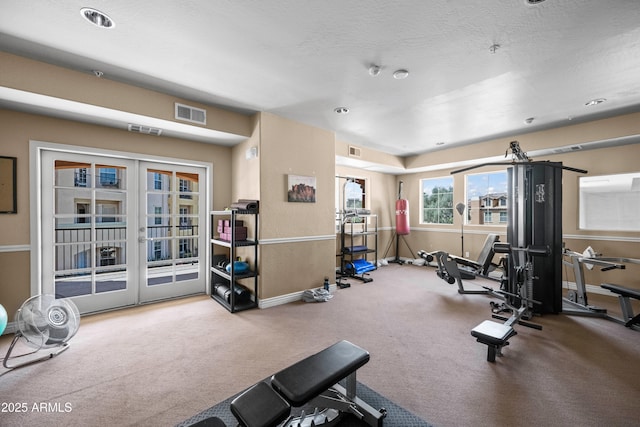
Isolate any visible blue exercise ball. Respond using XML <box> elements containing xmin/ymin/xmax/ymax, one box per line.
<box><xmin>0</xmin><ymin>304</ymin><xmax>7</xmax><ymax>336</ymax></box>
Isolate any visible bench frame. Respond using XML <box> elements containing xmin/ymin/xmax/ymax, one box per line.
<box><xmin>231</xmin><ymin>340</ymin><xmax>386</xmax><ymax>427</ymax></box>
<box><xmin>601</xmin><ymin>283</ymin><xmax>640</xmax><ymax>329</ymax></box>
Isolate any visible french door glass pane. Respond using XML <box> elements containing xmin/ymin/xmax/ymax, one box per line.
<box><xmin>53</xmin><ymin>160</ymin><xmax>129</xmax><ymax>298</ymax></box>
<box><xmin>145</xmin><ymin>168</ymin><xmax>200</xmax><ymax>287</ymax></box>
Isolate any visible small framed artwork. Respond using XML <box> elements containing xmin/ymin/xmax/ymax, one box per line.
<box><xmin>288</xmin><ymin>174</ymin><xmax>316</xmax><ymax>203</ymax></box>
<box><xmin>0</xmin><ymin>156</ymin><xmax>17</xmax><ymax>214</ymax></box>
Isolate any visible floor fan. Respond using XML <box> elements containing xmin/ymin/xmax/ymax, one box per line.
<box><xmin>3</xmin><ymin>294</ymin><xmax>80</xmax><ymax>370</ymax></box>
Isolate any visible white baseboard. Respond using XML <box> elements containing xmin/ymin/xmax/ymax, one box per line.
<box><xmin>563</xmin><ymin>281</ymin><xmax>612</xmax><ymax>296</ymax></box>
<box><xmin>1</xmin><ymin>322</ymin><xmax>17</xmax><ymax>336</ymax></box>
<box><xmin>258</xmin><ymin>285</ymin><xmax>338</xmax><ymax>309</ymax></box>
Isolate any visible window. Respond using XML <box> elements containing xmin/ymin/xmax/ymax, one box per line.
<box><xmin>99</xmin><ymin>246</ymin><xmax>116</xmax><ymax>266</ymax></box>
<box><xmin>421</xmin><ymin>177</ymin><xmax>454</xmax><ymax>224</ymax></box>
<box><xmin>75</xmin><ymin>168</ymin><xmax>88</xmax><ymax>187</ymax></box>
<box><xmin>97</xmin><ymin>202</ymin><xmax>118</xmax><ymax>223</ymax></box>
<box><xmin>579</xmin><ymin>172</ymin><xmax>640</xmax><ymax>231</ymax></box>
<box><xmin>335</xmin><ymin>177</ymin><xmax>367</xmax><ymax>230</ymax></box>
<box><xmin>179</xmin><ymin>206</ymin><xmax>192</xmax><ymax>229</ymax></box>
<box><xmin>344</xmin><ymin>179</ymin><xmax>366</xmax><ymax>210</ymax></box>
<box><xmin>98</xmin><ymin>167</ymin><xmax>117</xmax><ymax>187</ymax></box>
<box><xmin>465</xmin><ymin>171</ymin><xmax>508</xmax><ymax>225</ymax></box>
<box><xmin>153</xmin><ymin>241</ymin><xmax>162</xmax><ymax>261</ymax></box>
<box><xmin>154</xmin><ymin>207</ymin><xmax>162</xmax><ymax>225</ymax></box>
<box><xmin>154</xmin><ymin>173</ymin><xmax>162</xmax><ymax>190</ymax></box>
<box><xmin>76</xmin><ymin>202</ymin><xmax>90</xmax><ymax>223</ymax></box>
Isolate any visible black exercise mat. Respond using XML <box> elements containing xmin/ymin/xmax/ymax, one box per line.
<box><xmin>177</xmin><ymin>381</ymin><xmax>432</xmax><ymax>427</ymax></box>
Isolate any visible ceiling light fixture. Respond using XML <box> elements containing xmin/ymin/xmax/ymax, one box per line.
<box><xmin>334</xmin><ymin>107</ymin><xmax>349</xmax><ymax>114</ymax></box>
<box><xmin>393</xmin><ymin>69</ymin><xmax>409</xmax><ymax>79</ymax></box>
<box><xmin>80</xmin><ymin>8</ymin><xmax>115</xmax><ymax>28</ymax></box>
<box><xmin>527</xmin><ymin>0</ymin><xmax>547</xmax><ymax>4</ymax></box>
<box><xmin>585</xmin><ymin>98</ymin><xmax>606</xmax><ymax>106</ymax></box>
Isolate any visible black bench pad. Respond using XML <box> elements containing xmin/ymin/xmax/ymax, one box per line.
<box><xmin>270</xmin><ymin>340</ymin><xmax>370</xmax><ymax>406</ymax></box>
<box><xmin>601</xmin><ymin>283</ymin><xmax>640</xmax><ymax>300</ymax></box>
<box><xmin>230</xmin><ymin>381</ymin><xmax>291</xmax><ymax>427</ymax></box>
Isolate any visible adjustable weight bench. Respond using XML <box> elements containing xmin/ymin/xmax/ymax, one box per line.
<box><xmin>601</xmin><ymin>283</ymin><xmax>640</xmax><ymax>328</ymax></box>
<box><xmin>230</xmin><ymin>340</ymin><xmax>386</xmax><ymax>427</ymax></box>
<box><xmin>471</xmin><ymin>320</ymin><xmax>517</xmax><ymax>362</ymax></box>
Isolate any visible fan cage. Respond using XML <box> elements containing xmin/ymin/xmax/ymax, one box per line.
<box><xmin>15</xmin><ymin>295</ymin><xmax>80</xmax><ymax>349</ymax></box>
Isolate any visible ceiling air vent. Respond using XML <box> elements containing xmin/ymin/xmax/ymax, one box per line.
<box><xmin>348</xmin><ymin>146</ymin><xmax>361</xmax><ymax>158</ymax></box>
<box><xmin>128</xmin><ymin>124</ymin><xmax>162</xmax><ymax>136</ymax></box>
<box><xmin>175</xmin><ymin>103</ymin><xmax>206</xmax><ymax>125</ymax></box>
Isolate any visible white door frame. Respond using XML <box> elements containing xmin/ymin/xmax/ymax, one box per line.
<box><xmin>30</xmin><ymin>141</ymin><xmax>212</xmax><ymax>312</ymax></box>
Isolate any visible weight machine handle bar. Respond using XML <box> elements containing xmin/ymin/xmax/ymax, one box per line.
<box><xmin>493</xmin><ymin>243</ymin><xmax>549</xmax><ymax>256</ymax></box>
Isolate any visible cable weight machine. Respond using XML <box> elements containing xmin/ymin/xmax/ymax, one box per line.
<box><xmin>454</xmin><ymin>141</ymin><xmax>587</xmax><ymax>315</ymax></box>
<box><xmin>454</xmin><ymin>141</ymin><xmax>588</xmax><ymax>360</ymax></box>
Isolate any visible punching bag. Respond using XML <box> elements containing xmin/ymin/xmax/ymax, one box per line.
<box><xmin>396</xmin><ymin>181</ymin><xmax>410</xmax><ymax>235</ymax></box>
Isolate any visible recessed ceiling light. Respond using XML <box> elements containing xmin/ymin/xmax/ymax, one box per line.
<box><xmin>334</xmin><ymin>107</ymin><xmax>349</xmax><ymax>114</ymax></box>
<box><xmin>393</xmin><ymin>69</ymin><xmax>409</xmax><ymax>80</ymax></box>
<box><xmin>585</xmin><ymin>98</ymin><xmax>606</xmax><ymax>106</ymax></box>
<box><xmin>368</xmin><ymin>65</ymin><xmax>382</xmax><ymax>77</ymax></box>
<box><xmin>524</xmin><ymin>117</ymin><xmax>535</xmax><ymax>124</ymax></box>
<box><xmin>526</xmin><ymin>0</ymin><xmax>547</xmax><ymax>4</ymax></box>
<box><xmin>80</xmin><ymin>8</ymin><xmax>115</xmax><ymax>28</ymax></box>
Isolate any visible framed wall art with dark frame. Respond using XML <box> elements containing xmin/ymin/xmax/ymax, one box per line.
<box><xmin>0</xmin><ymin>156</ymin><xmax>17</xmax><ymax>214</ymax></box>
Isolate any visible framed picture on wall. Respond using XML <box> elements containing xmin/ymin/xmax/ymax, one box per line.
<box><xmin>0</xmin><ymin>156</ymin><xmax>17</xmax><ymax>214</ymax></box>
<box><xmin>287</xmin><ymin>174</ymin><xmax>316</xmax><ymax>203</ymax></box>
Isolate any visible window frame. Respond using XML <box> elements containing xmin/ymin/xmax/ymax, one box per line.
<box><xmin>420</xmin><ymin>176</ymin><xmax>454</xmax><ymax>225</ymax></box>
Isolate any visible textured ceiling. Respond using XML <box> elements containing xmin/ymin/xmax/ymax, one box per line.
<box><xmin>1</xmin><ymin>0</ymin><xmax>640</xmax><ymax>156</ymax></box>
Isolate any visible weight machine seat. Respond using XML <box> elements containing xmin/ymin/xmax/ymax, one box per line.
<box><xmin>230</xmin><ymin>381</ymin><xmax>291</xmax><ymax>427</ymax></box>
<box><xmin>471</xmin><ymin>320</ymin><xmax>517</xmax><ymax>362</ymax></box>
<box><xmin>449</xmin><ymin>233</ymin><xmax>500</xmax><ymax>276</ymax></box>
<box><xmin>270</xmin><ymin>340</ymin><xmax>370</xmax><ymax>406</ymax></box>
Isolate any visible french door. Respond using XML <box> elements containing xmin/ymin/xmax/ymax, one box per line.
<box><xmin>41</xmin><ymin>150</ymin><xmax>207</xmax><ymax>314</ymax></box>
<box><xmin>138</xmin><ymin>161</ymin><xmax>205</xmax><ymax>303</ymax></box>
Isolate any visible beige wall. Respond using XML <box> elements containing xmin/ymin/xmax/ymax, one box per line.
<box><xmin>0</xmin><ymin>52</ymin><xmax>252</xmax><ymax>138</ymax></box>
<box><xmin>0</xmin><ymin>109</ymin><xmax>234</xmax><ymax>317</ymax></box>
<box><xmin>256</xmin><ymin>113</ymin><xmax>337</xmax><ymax>299</ymax></box>
<box><xmin>396</xmin><ymin>113</ymin><xmax>640</xmax><ymax>291</ymax></box>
